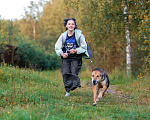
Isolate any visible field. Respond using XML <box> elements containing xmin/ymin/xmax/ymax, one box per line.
<box><xmin>0</xmin><ymin>64</ymin><xmax>150</xmax><ymax>120</ymax></box>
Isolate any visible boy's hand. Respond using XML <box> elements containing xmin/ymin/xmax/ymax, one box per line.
<box><xmin>61</xmin><ymin>53</ymin><xmax>68</xmax><ymax>58</ymax></box>
<box><xmin>70</xmin><ymin>49</ymin><xmax>77</xmax><ymax>54</ymax></box>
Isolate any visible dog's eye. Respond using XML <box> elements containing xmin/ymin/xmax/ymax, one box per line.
<box><xmin>97</xmin><ymin>75</ymin><xmax>99</xmax><ymax>77</ymax></box>
<box><xmin>92</xmin><ymin>75</ymin><xmax>94</xmax><ymax>77</ymax></box>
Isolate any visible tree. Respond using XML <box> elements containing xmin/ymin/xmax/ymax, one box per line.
<box><xmin>123</xmin><ymin>0</ymin><xmax>132</xmax><ymax>76</ymax></box>
<box><xmin>127</xmin><ymin>0</ymin><xmax>149</xmax><ymax>74</ymax></box>
<box><xmin>71</xmin><ymin>0</ymin><xmax>126</xmax><ymax>72</ymax></box>
<box><xmin>37</xmin><ymin>0</ymin><xmax>68</xmax><ymax>52</ymax></box>
<box><xmin>20</xmin><ymin>1</ymin><xmax>41</xmax><ymax>41</ymax></box>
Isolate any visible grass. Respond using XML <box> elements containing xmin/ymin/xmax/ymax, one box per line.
<box><xmin>0</xmin><ymin>64</ymin><xmax>150</xmax><ymax>120</ymax></box>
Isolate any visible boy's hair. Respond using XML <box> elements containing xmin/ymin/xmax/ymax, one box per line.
<box><xmin>63</xmin><ymin>18</ymin><xmax>77</xmax><ymax>30</ymax></box>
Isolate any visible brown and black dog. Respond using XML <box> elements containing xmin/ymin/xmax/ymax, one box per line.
<box><xmin>91</xmin><ymin>68</ymin><xmax>109</xmax><ymax>106</ymax></box>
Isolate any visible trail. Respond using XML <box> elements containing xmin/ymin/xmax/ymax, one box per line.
<box><xmin>84</xmin><ymin>81</ymin><xmax>131</xmax><ymax>100</ymax></box>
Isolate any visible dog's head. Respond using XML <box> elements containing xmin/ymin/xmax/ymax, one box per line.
<box><xmin>91</xmin><ymin>68</ymin><xmax>105</xmax><ymax>85</ymax></box>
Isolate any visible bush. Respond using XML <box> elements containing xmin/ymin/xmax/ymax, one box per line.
<box><xmin>14</xmin><ymin>41</ymin><xmax>60</xmax><ymax>70</ymax></box>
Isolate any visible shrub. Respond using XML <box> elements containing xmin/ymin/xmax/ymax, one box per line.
<box><xmin>14</xmin><ymin>41</ymin><xmax>60</xmax><ymax>70</ymax></box>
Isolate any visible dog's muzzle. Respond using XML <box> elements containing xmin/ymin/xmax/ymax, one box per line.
<box><xmin>92</xmin><ymin>80</ymin><xmax>97</xmax><ymax>85</ymax></box>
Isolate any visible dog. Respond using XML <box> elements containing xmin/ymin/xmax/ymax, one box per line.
<box><xmin>91</xmin><ymin>68</ymin><xmax>109</xmax><ymax>106</ymax></box>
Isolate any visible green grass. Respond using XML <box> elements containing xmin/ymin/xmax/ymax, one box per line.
<box><xmin>0</xmin><ymin>65</ymin><xmax>150</xmax><ymax>120</ymax></box>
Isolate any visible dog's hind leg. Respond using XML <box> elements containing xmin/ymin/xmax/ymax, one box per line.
<box><xmin>98</xmin><ymin>85</ymin><xmax>107</xmax><ymax>99</ymax></box>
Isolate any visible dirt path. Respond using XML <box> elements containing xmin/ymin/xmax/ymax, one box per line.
<box><xmin>84</xmin><ymin>82</ymin><xmax>130</xmax><ymax>100</ymax></box>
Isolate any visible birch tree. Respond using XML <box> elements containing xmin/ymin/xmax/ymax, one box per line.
<box><xmin>24</xmin><ymin>1</ymin><xmax>41</xmax><ymax>41</ymax></box>
<box><xmin>123</xmin><ymin>0</ymin><xmax>132</xmax><ymax>76</ymax></box>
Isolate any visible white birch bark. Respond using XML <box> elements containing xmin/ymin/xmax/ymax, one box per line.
<box><xmin>123</xmin><ymin>0</ymin><xmax>132</xmax><ymax>76</ymax></box>
<box><xmin>31</xmin><ymin>19</ymin><xmax>36</xmax><ymax>41</ymax></box>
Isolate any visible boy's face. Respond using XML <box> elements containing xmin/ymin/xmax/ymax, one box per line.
<box><xmin>66</xmin><ymin>20</ymin><xmax>75</xmax><ymax>31</ymax></box>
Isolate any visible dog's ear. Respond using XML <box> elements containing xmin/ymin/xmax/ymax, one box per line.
<box><xmin>99</xmin><ymin>69</ymin><xmax>101</xmax><ymax>72</ymax></box>
<box><xmin>92</xmin><ymin>67</ymin><xmax>94</xmax><ymax>72</ymax></box>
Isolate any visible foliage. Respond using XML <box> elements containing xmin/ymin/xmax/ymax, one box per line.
<box><xmin>37</xmin><ymin>0</ymin><xmax>66</xmax><ymax>53</ymax></box>
<box><xmin>78</xmin><ymin>0</ymin><xmax>126</xmax><ymax>71</ymax></box>
<box><xmin>0</xmin><ymin>66</ymin><xmax>149</xmax><ymax>119</ymax></box>
<box><xmin>0</xmin><ymin>0</ymin><xmax>149</xmax><ymax>75</ymax></box>
<box><xmin>14</xmin><ymin>39</ymin><xmax>61</xmax><ymax>70</ymax></box>
<box><xmin>62</xmin><ymin>0</ymin><xmax>149</xmax><ymax>74</ymax></box>
<box><xmin>0</xmin><ymin>19</ymin><xmax>19</xmax><ymax>45</ymax></box>
<box><xmin>127</xmin><ymin>0</ymin><xmax>150</xmax><ymax>75</ymax></box>
<box><xmin>0</xmin><ymin>18</ymin><xmax>60</xmax><ymax>70</ymax></box>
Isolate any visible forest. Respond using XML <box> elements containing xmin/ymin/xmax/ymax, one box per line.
<box><xmin>0</xmin><ymin>0</ymin><xmax>149</xmax><ymax>76</ymax></box>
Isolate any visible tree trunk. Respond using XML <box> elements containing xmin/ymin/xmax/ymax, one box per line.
<box><xmin>123</xmin><ymin>0</ymin><xmax>132</xmax><ymax>76</ymax></box>
<box><xmin>30</xmin><ymin>18</ymin><xmax>36</xmax><ymax>41</ymax></box>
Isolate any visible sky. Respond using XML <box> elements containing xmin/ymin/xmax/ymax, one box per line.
<box><xmin>0</xmin><ymin>0</ymin><xmax>40</xmax><ymax>20</ymax></box>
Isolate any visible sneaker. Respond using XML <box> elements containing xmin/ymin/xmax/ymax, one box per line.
<box><xmin>65</xmin><ymin>92</ymin><xmax>70</xmax><ymax>97</ymax></box>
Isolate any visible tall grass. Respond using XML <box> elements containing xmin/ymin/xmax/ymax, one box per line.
<box><xmin>0</xmin><ymin>65</ymin><xmax>150</xmax><ymax>120</ymax></box>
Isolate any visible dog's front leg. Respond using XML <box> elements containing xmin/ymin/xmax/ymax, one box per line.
<box><xmin>98</xmin><ymin>85</ymin><xmax>107</xmax><ymax>99</ymax></box>
<box><xmin>93</xmin><ymin>85</ymin><xmax>97</xmax><ymax>106</ymax></box>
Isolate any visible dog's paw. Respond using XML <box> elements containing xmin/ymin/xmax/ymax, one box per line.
<box><xmin>93</xmin><ymin>103</ymin><xmax>97</xmax><ymax>106</ymax></box>
<box><xmin>98</xmin><ymin>97</ymin><xmax>102</xmax><ymax>100</ymax></box>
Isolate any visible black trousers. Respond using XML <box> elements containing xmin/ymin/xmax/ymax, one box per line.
<box><xmin>61</xmin><ymin>59</ymin><xmax>82</xmax><ymax>92</ymax></box>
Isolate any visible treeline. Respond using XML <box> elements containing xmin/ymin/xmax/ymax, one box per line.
<box><xmin>0</xmin><ymin>0</ymin><xmax>149</xmax><ymax>75</ymax></box>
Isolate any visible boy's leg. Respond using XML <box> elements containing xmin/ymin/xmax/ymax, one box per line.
<box><xmin>70</xmin><ymin>60</ymin><xmax>82</xmax><ymax>75</ymax></box>
<box><xmin>61</xmin><ymin>59</ymin><xmax>71</xmax><ymax>92</ymax></box>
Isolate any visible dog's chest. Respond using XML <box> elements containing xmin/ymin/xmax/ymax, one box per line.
<box><xmin>98</xmin><ymin>80</ymin><xmax>106</xmax><ymax>87</ymax></box>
